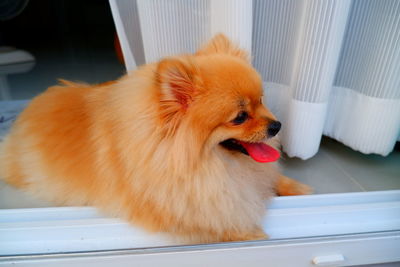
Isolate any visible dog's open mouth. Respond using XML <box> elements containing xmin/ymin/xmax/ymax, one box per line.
<box><xmin>220</xmin><ymin>139</ymin><xmax>280</xmax><ymax>163</ymax></box>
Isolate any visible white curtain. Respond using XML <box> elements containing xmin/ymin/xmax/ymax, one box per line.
<box><xmin>110</xmin><ymin>0</ymin><xmax>400</xmax><ymax>159</ymax></box>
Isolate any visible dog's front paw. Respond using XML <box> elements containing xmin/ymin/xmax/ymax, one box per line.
<box><xmin>276</xmin><ymin>175</ymin><xmax>313</xmax><ymax>196</ymax></box>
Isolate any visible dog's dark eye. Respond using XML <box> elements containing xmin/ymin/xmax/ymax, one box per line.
<box><xmin>232</xmin><ymin>111</ymin><xmax>248</xmax><ymax>125</ymax></box>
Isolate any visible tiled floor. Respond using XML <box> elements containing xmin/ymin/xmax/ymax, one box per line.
<box><xmin>6</xmin><ymin>45</ymin><xmax>125</xmax><ymax>100</ymax></box>
<box><xmin>281</xmin><ymin>137</ymin><xmax>400</xmax><ymax>194</ymax></box>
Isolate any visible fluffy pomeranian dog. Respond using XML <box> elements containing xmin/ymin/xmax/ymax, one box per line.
<box><xmin>0</xmin><ymin>34</ymin><xmax>311</xmax><ymax>243</ymax></box>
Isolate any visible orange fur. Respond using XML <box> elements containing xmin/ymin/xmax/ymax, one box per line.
<box><xmin>0</xmin><ymin>34</ymin><xmax>311</xmax><ymax>243</ymax></box>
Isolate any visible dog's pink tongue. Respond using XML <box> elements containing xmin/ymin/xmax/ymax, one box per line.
<box><xmin>238</xmin><ymin>141</ymin><xmax>280</xmax><ymax>163</ymax></box>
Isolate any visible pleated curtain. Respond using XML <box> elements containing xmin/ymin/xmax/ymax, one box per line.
<box><xmin>110</xmin><ymin>0</ymin><xmax>400</xmax><ymax>159</ymax></box>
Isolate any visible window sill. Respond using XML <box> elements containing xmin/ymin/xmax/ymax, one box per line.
<box><xmin>1</xmin><ymin>190</ymin><xmax>399</xmax><ymax>266</ymax></box>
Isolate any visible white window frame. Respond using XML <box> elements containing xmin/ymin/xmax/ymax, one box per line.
<box><xmin>1</xmin><ymin>190</ymin><xmax>400</xmax><ymax>266</ymax></box>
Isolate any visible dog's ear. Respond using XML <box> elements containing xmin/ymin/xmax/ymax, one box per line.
<box><xmin>157</xmin><ymin>57</ymin><xmax>200</xmax><ymax>109</ymax></box>
<box><xmin>196</xmin><ymin>33</ymin><xmax>249</xmax><ymax>62</ymax></box>
<box><xmin>156</xmin><ymin>57</ymin><xmax>202</xmax><ymax>126</ymax></box>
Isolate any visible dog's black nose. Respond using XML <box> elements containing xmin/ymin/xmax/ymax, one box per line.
<box><xmin>267</xmin><ymin>120</ymin><xmax>281</xmax><ymax>137</ymax></box>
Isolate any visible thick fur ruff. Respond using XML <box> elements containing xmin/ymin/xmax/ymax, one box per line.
<box><xmin>1</xmin><ymin>34</ymin><xmax>293</xmax><ymax>243</ymax></box>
